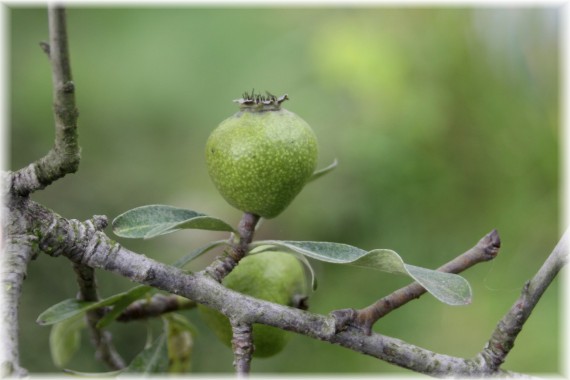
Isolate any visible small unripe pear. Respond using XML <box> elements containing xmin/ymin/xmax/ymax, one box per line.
<box><xmin>198</xmin><ymin>251</ymin><xmax>307</xmax><ymax>358</ymax></box>
<box><xmin>205</xmin><ymin>93</ymin><xmax>318</xmax><ymax>218</ymax></box>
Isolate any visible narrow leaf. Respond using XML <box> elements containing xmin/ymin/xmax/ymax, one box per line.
<box><xmin>253</xmin><ymin>240</ymin><xmax>472</xmax><ymax>306</ymax></box>
<box><xmin>39</xmin><ymin>240</ymin><xmax>223</xmax><ymax>328</ymax></box>
<box><xmin>248</xmin><ymin>247</ymin><xmax>317</xmax><ymax>291</ymax></box>
<box><xmin>307</xmin><ymin>159</ymin><xmax>338</xmax><ymax>183</ymax></box>
<box><xmin>37</xmin><ymin>286</ymin><xmax>152</xmax><ymax>326</ymax></box>
<box><xmin>171</xmin><ymin>240</ymin><xmax>227</xmax><ymax>269</ymax></box>
<box><xmin>143</xmin><ymin>216</ymin><xmax>235</xmax><ymax>239</ymax></box>
<box><xmin>405</xmin><ymin>264</ymin><xmax>472</xmax><ymax>305</ymax></box>
<box><xmin>259</xmin><ymin>240</ymin><xmax>369</xmax><ymax>264</ymax></box>
<box><xmin>112</xmin><ymin>204</ymin><xmax>235</xmax><ymax>239</ymax></box>
<box><xmin>49</xmin><ymin>315</ymin><xmax>85</xmax><ymax>368</ymax></box>
<box><xmin>37</xmin><ymin>299</ymin><xmax>95</xmax><ymax>326</ymax></box>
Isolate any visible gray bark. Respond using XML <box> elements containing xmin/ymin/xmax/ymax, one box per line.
<box><xmin>6</xmin><ymin>194</ymin><xmax>565</xmax><ymax>376</ymax></box>
<box><xmin>2</xmin><ymin>4</ymin><xmax>565</xmax><ymax>377</ymax></box>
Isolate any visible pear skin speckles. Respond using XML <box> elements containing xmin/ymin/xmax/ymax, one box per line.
<box><xmin>205</xmin><ymin>108</ymin><xmax>318</xmax><ymax>218</ymax></box>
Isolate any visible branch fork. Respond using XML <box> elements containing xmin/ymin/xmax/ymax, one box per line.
<box><xmin>332</xmin><ymin>229</ymin><xmax>502</xmax><ymax>335</ymax></box>
<box><xmin>204</xmin><ymin>212</ymin><xmax>260</xmax><ymax>282</ymax></box>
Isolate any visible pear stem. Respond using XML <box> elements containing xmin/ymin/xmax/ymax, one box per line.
<box><xmin>204</xmin><ymin>212</ymin><xmax>261</xmax><ymax>282</ymax></box>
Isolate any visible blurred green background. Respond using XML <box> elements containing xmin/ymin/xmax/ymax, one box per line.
<box><xmin>9</xmin><ymin>6</ymin><xmax>561</xmax><ymax>375</ymax></box>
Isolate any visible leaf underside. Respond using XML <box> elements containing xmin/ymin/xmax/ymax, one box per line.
<box><xmin>37</xmin><ymin>238</ymin><xmax>226</xmax><ymax>328</ymax></box>
<box><xmin>37</xmin><ymin>287</ymin><xmax>152</xmax><ymax>326</ymax></box>
<box><xmin>251</xmin><ymin>240</ymin><xmax>472</xmax><ymax>306</ymax></box>
<box><xmin>112</xmin><ymin>204</ymin><xmax>235</xmax><ymax>239</ymax></box>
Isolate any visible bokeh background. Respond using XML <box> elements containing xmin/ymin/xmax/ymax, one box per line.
<box><xmin>9</xmin><ymin>6</ymin><xmax>561</xmax><ymax>374</ymax></box>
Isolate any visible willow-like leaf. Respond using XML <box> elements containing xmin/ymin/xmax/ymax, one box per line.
<box><xmin>252</xmin><ymin>240</ymin><xmax>472</xmax><ymax>305</ymax></box>
<box><xmin>112</xmin><ymin>204</ymin><xmax>235</xmax><ymax>239</ymax></box>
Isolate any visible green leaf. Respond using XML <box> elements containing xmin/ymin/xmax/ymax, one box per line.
<box><xmin>37</xmin><ymin>286</ymin><xmax>153</xmax><ymax>326</ymax></box>
<box><xmin>404</xmin><ymin>264</ymin><xmax>472</xmax><ymax>306</ymax></box>
<box><xmin>91</xmin><ymin>240</ymin><xmax>224</xmax><ymax>328</ymax></box>
<box><xmin>49</xmin><ymin>315</ymin><xmax>85</xmax><ymax>368</ymax></box>
<box><xmin>123</xmin><ymin>334</ymin><xmax>169</xmax><ymax>375</ymax></box>
<box><xmin>252</xmin><ymin>240</ymin><xmax>472</xmax><ymax>305</ymax></box>
<box><xmin>112</xmin><ymin>204</ymin><xmax>235</xmax><ymax>239</ymax></box>
<box><xmin>171</xmin><ymin>240</ymin><xmax>228</xmax><ymax>269</ymax></box>
<box><xmin>96</xmin><ymin>286</ymin><xmax>154</xmax><ymax>329</ymax></box>
<box><xmin>248</xmin><ymin>245</ymin><xmax>318</xmax><ymax>291</ymax></box>
<box><xmin>307</xmin><ymin>159</ymin><xmax>338</xmax><ymax>183</ymax></box>
<box><xmin>39</xmin><ymin>239</ymin><xmax>222</xmax><ymax>328</ymax></box>
<box><xmin>37</xmin><ymin>299</ymin><xmax>95</xmax><ymax>326</ymax></box>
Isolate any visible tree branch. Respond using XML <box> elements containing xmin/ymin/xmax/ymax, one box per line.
<box><xmin>116</xmin><ymin>294</ymin><xmax>195</xmax><ymax>322</ymax></box>
<box><xmin>336</xmin><ymin>229</ymin><xmax>501</xmax><ymax>334</ymax></box>
<box><xmin>74</xmin><ymin>263</ymin><xmax>125</xmax><ymax>370</ymax></box>
<box><xmin>204</xmin><ymin>212</ymin><xmax>260</xmax><ymax>282</ymax></box>
<box><xmin>9</xmin><ymin>5</ymin><xmax>80</xmax><ymax>196</ymax></box>
<box><xmin>0</xmin><ymin>234</ymin><xmax>36</xmax><ymax>377</ymax></box>
<box><xmin>72</xmin><ymin>216</ymin><xmax>125</xmax><ymax>371</ymax></box>
<box><xmin>2</xmin><ymin>6</ymin><xmax>79</xmax><ymax>375</ymax></box>
<box><xmin>14</xmin><ymin>197</ymin><xmax>541</xmax><ymax>376</ymax></box>
<box><xmin>231</xmin><ymin>320</ymin><xmax>254</xmax><ymax>376</ymax></box>
<box><xmin>477</xmin><ymin>227</ymin><xmax>569</xmax><ymax>371</ymax></box>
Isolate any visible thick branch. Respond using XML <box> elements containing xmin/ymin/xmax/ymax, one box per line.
<box><xmin>18</xmin><ymin>198</ymin><xmax>529</xmax><ymax>376</ymax></box>
<box><xmin>10</xmin><ymin>6</ymin><xmax>80</xmax><ymax>196</ymax></box>
<box><xmin>0</xmin><ymin>235</ymin><xmax>36</xmax><ymax>377</ymax></box>
<box><xmin>334</xmin><ymin>229</ymin><xmax>501</xmax><ymax>334</ymax></box>
<box><xmin>477</xmin><ymin>227</ymin><xmax>569</xmax><ymax>370</ymax></box>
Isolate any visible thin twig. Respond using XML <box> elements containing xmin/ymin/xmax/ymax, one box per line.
<box><xmin>333</xmin><ymin>229</ymin><xmax>501</xmax><ymax>334</ymax></box>
<box><xmin>231</xmin><ymin>320</ymin><xmax>254</xmax><ymax>376</ymax></box>
<box><xmin>72</xmin><ymin>217</ymin><xmax>125</xmax><ymax>371</ymax></box>
<box><xmin>9</xmin><ymin>5</ymin><xmax>80</xmax><ymax>196</ymax></box>
<box><xmin>73</xmin><ymin>264</ymin><xmax>125</xmax><ymax>370</ymax></box>
<box><xmin>39</xmin><ymin>41</ymin><xmax>50</xmax><ymax>58</ymax></box>
<box><xmin>478</xmin><ymin>227</ymin><xmax>569</xmax><ymax>370</ymax></box>
<box><xmin>204</xmin><ymin>212</ymin><xmax>260</xmax><ymax>282</ymax></box>
<box><xmin>23</xmin><ymin>199</ymin><xmax>527</xmax><ymax>376</ymax></box>
<box><xmin>116</xmin><ymin>294</ymin><xmax>195</xmax><ymax>322</ymax></box>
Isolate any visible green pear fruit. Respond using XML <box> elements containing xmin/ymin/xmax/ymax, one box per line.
<box><xmin>198</xmin><ymin>251</ymin><xmax>307</xmax><ymax>358</ymax></box>
<box><xmin>205</xmin><ymin>93</ymin><xmax>318</xmax><ymax>218</ymax></box>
